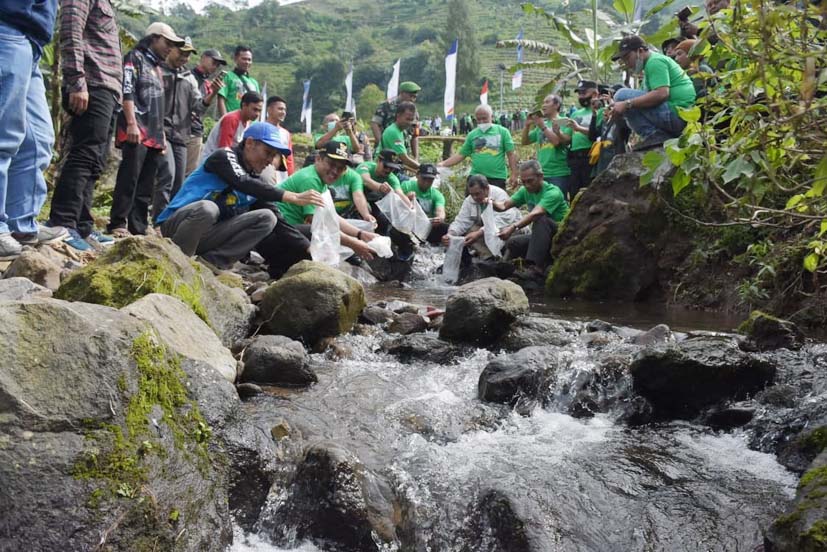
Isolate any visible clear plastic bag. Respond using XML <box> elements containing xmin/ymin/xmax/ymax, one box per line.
<box><xmin>481</xmin><ymin>204</ymin><xmax>505</xmax><ymax>257</ymax></box>
<box><xmin>443</xmin><ymin>235</ymin><xmax>464</xmax><ymax>284</ymax></box>
<box><xmin>376</xmin><ymin>192</ymin><xmax>430</xmax><ymax>240</ymax></box>
<box><xmin>367</xmin><ymin>236</ymin><xmax>393</xmax><ymax>258</ymax></box>
<box><xmin>309</xmin><ymin>190</ymin><xmax>342</xmax><ymax>266</ymax></box>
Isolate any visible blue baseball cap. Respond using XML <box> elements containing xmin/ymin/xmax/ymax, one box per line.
<box><xmin>243</xmin><ymin>122</ymin><xmax>291</xmax><ymax>155</ymax></box>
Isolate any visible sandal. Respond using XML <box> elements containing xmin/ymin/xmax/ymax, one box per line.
<box><xmin>111</xmin><ymin>227</ymin><xmax>132</xmax><ymax>239</ymax></box>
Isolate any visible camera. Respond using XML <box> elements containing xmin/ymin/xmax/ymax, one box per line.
<box><xmin>676</xmin><ymin>6</ymin><xmax>692</xmax><ymax>21</ymax></box>
<box><xmin>341</xmin><ymin>111</ymin><xmax>354</xmax><ymax>121</ymax></box>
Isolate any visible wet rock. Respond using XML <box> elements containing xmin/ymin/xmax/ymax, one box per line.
<box><xmin>263</xmin><ymin>442</ymin><xmax>400</xmax><ymax>551</ymax></box>
<box><xmin>459</xmin><ymin>490</ymin><xmax>532</xmax><ymax>552</ymax></box>
<box><xmin>440</xmin><ymin>278</ymin><xmax>529</xmax><ymax>346</ymax></box>
<box><xmin>765</xmin><ymin>450</ymin><xmax>827</xmax><ymax>552</ymax></box>
<box><xmin>247</xmin><ymin>281</ymin><xmax>268</xmax><ymax>303</ymax></box>
<box><xmin>777</xmin><ymin>426</ymin><xmax>827</xmax><ymax>475</ymax></box>
<box><xmin>586</xmin><ymin>319</ymin><xmax>614</xmax><ymax>332</ymax></box>
<box><xmin>236</xmin><ymin>382</ymin><xmax>263</xmax><ymax>399</ymax></box>
<box><xmin>2</xmin><ymin>249</ymin><xmax>62</xmax><ymax>290</ymax></box>
<box><xmin>479</xmin><ymin>346</ymin><xmax>560</xmax><ymax>407</ymax></box>
<box><xmin>0</xmin><ymin>276</ymin><xmax>52</xmax><ymax>300</ymax></box>
<box><xmin>381</xmin><ymin>333</ymin><xmax>465</xmax><ymax>364</ymax></box>
<box><xmin>389</xmin><ymin>312</ymin><xmax>429</xmax><ymax>335</ymax></box>
<box><xmin>337</xmin><ymin>262</ymin><xmax>380</xmax><ymax>285</ymax></box>
<box><xmin>122</xmin><ymin>293</ymin><xmax>238</xmax><ymax>382</ymax></box>
<box><xmin>257</xmin><ymin>260</ymin><xmax>366</xmax><ymax>347</ymax></box>
<box><xmin>0</xmin><ymin>299</ymin><xmax>238</xmax><ymax>551</ymax></box>
<box><xmin>499</xmin><ymin>315</ymin><xmax>578</xmax><ymax>351</ymax></box>
<box><xmin>366</xmin><ymin>255</ymin><xmax>413</xmax><ymax>282</ymax></box>
<box><xmin>361</xmin><ymin>305</ymin><xmax>397</xmax><ymax>326</ymax></box>
<box><xmin>701</xmin><ymin>406</ymin><xmax>755</xmax><ymax>430</ymax></box>
<box><xmin>632</xmin><ymin>323</ymin><xmax>674</xmax><ymax>346</ymax></box>
<box><xmin>630</xmin><ymin>337</ymin><xmax>776</xmax><ymax>419</ymax></box>
<box><xmin>740</xmin><ymin>310</ymin><xmax>805</xmax><ymax>352</ymax></box>
<box><xmin>240</xmin><ymin>335</ymin><xmax>315</xmax><ymax>387</ymax></box>
<box><xmin>580</xmin><ymin>330</ymin><xmax>621</xmax><ymax>347</ymax></box>
<box><xmin>54</xmin><ymin>236</ymin><xmax>255</xmax><ymax>346</ymax></box>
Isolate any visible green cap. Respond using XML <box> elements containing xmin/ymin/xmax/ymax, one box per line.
<box><xmin>399</xmin><ymin>81</ymin><xmax>421</xmax><ymax>93</ymax></box>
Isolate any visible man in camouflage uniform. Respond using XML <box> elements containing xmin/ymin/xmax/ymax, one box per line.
<box><xmin>370</xmin><ymin>81</ymin><xmax>420</xmax><ymax>162</ymax></box>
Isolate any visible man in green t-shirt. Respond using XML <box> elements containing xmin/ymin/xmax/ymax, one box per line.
<box><xmin>357</xmin><ymin>150</ymin><xmax>411</xmax><ymax>234</ymax></box>
<box><xmin>378</xmin><ymin>101</ymin><xmax>419</xmax><ymax>171</ymax></box>
<box><xmin>401</xmin><ymin>163</ymin><xmax>448</xmax><ymax>244</ymax></box>
<box><xmin>491</xmin><ymin>160</ymin><xmax>569</xmax><ymax>275</ymax></box>
<box><xmin>438</xmin><ymin>104</ymin><xmax>518</xmax><ymax>189</ymax></box>
<box><xmin>258</xmin><ymin>141</ymin><xmax>380</xmax><ymax>277</ymax></box>
<box><xmin>218</xmin><ymin>45</ymin><xmax>260</xmax><ymax>116</ymax></box>
<box><xmin>560</xmin><ymin>80</ymin><xmax>603</xmax><ymax>200</ymax></box>
<box><xmin>522</xmin><ymin>93</ymin><xmax>572</xmax><ymax>191</ymax></box>
<box><xmin>611</xmin><ymin>35</ymin><xmax>696</xmax><ymax>150</ymax></box>
<box><xmin>314</xmin><ymin>112</ymin><xmax>362</xmax><ymax>155</ymax></box>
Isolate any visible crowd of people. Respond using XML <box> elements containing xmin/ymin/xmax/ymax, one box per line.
<box><xmin>0</xmin><ymin>0</ymin><xmax>708</xmax><ymax>282</ymax></box>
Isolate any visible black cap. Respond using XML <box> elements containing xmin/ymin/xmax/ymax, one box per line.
<box><xmin>575</xmin><ymin>80</ymin><xmax>598</xmax><ymax>91</ymax></box>
<box><xmin>321</xmin><ymin>140</ymin><xmax>354</xmax><ymax>166</ymax></box>
<box><xmin>418</xmin><ymin>163</ymin><xmax>438</xmax><ymax>179</ymax></box>
<box><xmin>377</xmin><ymin>149</ymin><xmax>402</xmax><ymax>171</ymax></box>
<box><xmin>202</xmin><ymin>48</ymin><xmax>227</xmax><ymax>66</ymax></box>
<box><xmin>612</xmin><ymin>35</ymin><xmax>647</xmax><ymax>61</ymax></box>
<box><xmin>661</xmin><ymin>37</ymin><xmax>680</xmax><ymax>53</ymax></box>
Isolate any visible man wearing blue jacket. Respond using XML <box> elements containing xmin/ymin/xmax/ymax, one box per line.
<box><xmin>0</xmin><ymin>1</ymin><xmax>64</xmax><ymax>259</ymax></box>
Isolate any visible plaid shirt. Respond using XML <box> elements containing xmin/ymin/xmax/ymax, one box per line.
<box><xmin>60</xmin><ymin>0</ymin><xmax>122</xmax><ymax>100</ymax></box>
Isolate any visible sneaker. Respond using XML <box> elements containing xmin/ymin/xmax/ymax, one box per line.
<box><xmin>86</xmin><ymin>230</ymin><xmax>114</xmax><ymax>247</ymax></box>
<box><xmin>64</xmin><ymin>228</ymin><xmax>93</xmax><ymax>252</ymax></box>
<box><xmin>0</xmin><ymin>232</ymin><xmax>22</xmax><ymax>260</ymax></box>
<box><xmin>12</xmin><ymin>224</ymin><xmax>69</xmax><ymax>245</ymax></box>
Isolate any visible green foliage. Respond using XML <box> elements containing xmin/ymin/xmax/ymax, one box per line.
<box><xmin>356</xmin><ymin>84</ymin><xmax>386</xmax><ymax>127</ymax></box>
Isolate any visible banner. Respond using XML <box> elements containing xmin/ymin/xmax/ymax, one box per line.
<box><xmin>387</xmin><ymin>59</ymin><xmax>401</xmax><ymax>100</ymax></box>
<box><xmin>345</xmin><ymin>62</ymin><xmax>356</xmax><ymax>114</ymax></box>
<box><xmin>444</xmin><ymin>39</ymin><xmax>458</xmax><ymax>121</ymax></box>
<box><xmin>260</xmin><ymin>82</ymin><xmax>267</xmax><ymax>121</ymax></box>
<box><xmin>300</xmin><ymin>79</ymin><xmax>311</xmax><ymax>134</ymax></box>
<box><xmin>512</xmin><ymin>29</ymin><xmax>523</xmax><ymax>90</ymax></box>
<box><xmin>480</xmin><ymin>79</ymin><xmax>489</xmax><ymax>106</ymax></box>
<box><xmin>305</xmin><ymin>99</ymin><xmax>312</xmax><ymax>135</ymax></box>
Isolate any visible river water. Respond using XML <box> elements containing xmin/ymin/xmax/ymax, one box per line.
<box><xmin>230</xmin><ymin>247</ymin><xmax>799</xmax><ymax>552</ymax></box>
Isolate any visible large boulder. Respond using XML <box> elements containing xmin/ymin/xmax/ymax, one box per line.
<box><xmin>630</xmin><ymin>336</ymin><xmax>776</xmax><ymax>419</ymax></box>
<box><xmin>546</xmin><ymin>153</ymin><xmax>675</xmax><ymax>301</ymax></box>
<box><xmin>478</xmin><ymin>346</ymin><xmax>561</xmax><ymax>407</ymax></box>
<box><xmin>439</xmin><ymin>278</ymin><xmax>529</xmax><ymax>345</ymax></box>
<box><xmin>262</xmin><ymin>442</ymin><xmax>400</xmax><ymax>551</ymax></box>
<box><xmin>458</xmin><ymin>490</ymin><xmax>533</xmax><ymax>552</ymax></box>
<box><xmin>498</xmin><ymin>315</ymin><xmax>579</xmax><ymax>351</ymax></box>
<box><xmin>0</xmin><ymin>276</ymin><xmax>52</xmax><ymax>300</ymax></box>
<box><xmin>54</xmin><ymin>236</ymin><xmax>254</xmax><ymax>346</ymax></box>
<box><xmin>122</xmin><ymin>293</ymin><xmax>238</xmax><ymax>382</ymax></box>
<box><xmin>381</xmin><ymin>333</ymin><xmax>467</xmax><ymax>364</ymax></box>
<box><xmin>2</xmin><ymin>248</ymin><xmax>62</xmax><ymax>289</ymax></box>
<box><xmin>239</xmin><ymin>335</ymin><xmax>316</xmax><ymax>386</ymax></box>
<box><xmin>765</xmin><ymin>450</ymin><xmax>827</xmax><ymax>552</ymax></box>
<box><xmin>0</xmin><ymin>299</ymin><xmax>239</xmax><ymax>551</ymax></box>
<box><xmin>257</xmin><ymin>260</ymin><xmax>366</xmax><ymax>346</ymax></box>
<box><xmin>740</xmin><ymin>310</ymin><xmax>806</xmax><ymax>352</ymax></box>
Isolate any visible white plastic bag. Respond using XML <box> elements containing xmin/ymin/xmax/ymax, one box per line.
<box><xmin>410</xmin><ymin>199</ymin><xmax>432</xmax><ymax>241</ymax></box>
<box><xmin>443</xmin><ymin>235</ymin><xmax>464</xmax><ymax>284</ymax></box>
<box><xmin>481</xmin><ymin>204</ymin><xmax>505</xmax><ymax>258</ymax></box>
<box><xmin>376</xmin><ymin>192</ymin><xmax>430</xmax><ymax>240</ymax></box>
<box><xmin>367</xmin><ymin>236</ymin><xmax>393</xmax><ymax>258</ymax></box>
<box><xmin>309</xmin><ymin>190</ymin><xmax>342</xmax><ymax>266</ymax></box>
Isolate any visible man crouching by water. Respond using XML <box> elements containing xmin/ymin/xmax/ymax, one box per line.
<box><xmin>441</xmin><ymin>175</ymin><xmax>521</xmax><ymax>259</ymax></box>
<box><xmin>155</xmin><ymin>122</ymin><xmax>323</xmax><ymax>268</ymax></box>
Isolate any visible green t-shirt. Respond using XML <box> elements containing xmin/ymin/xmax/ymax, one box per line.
<box><xmin>313</xmin><ymin>132</ymin><xmax>353</xmax><ymax>152</ymax></box>
<box><xmin>356</xmin><ymin>161</ymin><xmax>401</xmax><ymax>202</ymax></box>
<box><xmin>219</xmin><ymin>71</ymin><xmax>260</xmax><ymax>113</ymax></box>
<box><xmin>328</xmin><ymin>168</ymin><xmax>364</xmax><ymax>214</ymax></box>
<box><xmin>643</xmin><ymin>51</ymin><xmax>697</xmax><ymax>112</ymax></box>
<box><xmin>276</xmin><ymin>165</ymin><xmax>328</xmax><ymax>225</ymax></box>
<box><xmin>528</xmin><ymin>117</ymin><xmax>572</xmax><ymax>178</ymax></box>
<box><xmin>401</xmin><ymin>180</ymin><xmax>445</xmax><ymax>217</ymax></box>
<box><xmin>378</xmin><ymin>123</ymin><xmax>408</xmax><ymax>157</ymax></box>
<box><xmin>510</xmin><ymin>181</ymin><xmax>569</xmax><ymax>222</ymax></box>
<box><xmin>459</xmin><ymin>124</ymin><xmax>515</xmax><ymax>180</ymax></box>
<box><xmin>569</xmin><ymin>107</ymin><xmax>603</xmax><ymax>152</ymax></box>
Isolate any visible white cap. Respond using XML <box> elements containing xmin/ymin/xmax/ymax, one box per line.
<box><xmin>144</xmin><ymin>22</ymin><xmax>185</xmax><ymax>45</ymax></box>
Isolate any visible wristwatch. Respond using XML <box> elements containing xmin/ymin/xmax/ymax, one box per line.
<box><xmin>625</xmin><ymin>99</ymin><xmax>633</xmax><ymax>110</ymax></box>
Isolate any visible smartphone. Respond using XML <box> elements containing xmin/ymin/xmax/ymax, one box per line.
<box><xmin>556</xmin><ymin>117</ymin><xmax>572</xmax><ymax>125</ymax></box>
<box><xmin>530</xmin><ymin>109</ymin><xmax>543</xmax><ymax>118</ymax></box>
<box><xmin>341</xmin><ymin>111</ymin><xmax>354</xmax><ymax>120</ymax></box>
<box><xmin>677</xmin><ymin>6</ymin><xmax>692</xmax><ymax>20</ymax></box>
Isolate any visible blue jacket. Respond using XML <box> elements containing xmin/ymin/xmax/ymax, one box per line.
<box><xmin>0</xmin><ymin>0</ymin><xmax>58</xmax><ymax>52</ymax></box>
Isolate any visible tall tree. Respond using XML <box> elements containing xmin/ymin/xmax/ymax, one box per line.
<box><xmin>439</xmin><ymin>0</ymin><xmax>480</xmax><ymax>102</ymax></box>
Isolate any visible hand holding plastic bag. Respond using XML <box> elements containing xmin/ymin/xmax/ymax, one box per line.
<box><xmin>309</xmin><ymin>190</ymin><xmax>342</xmax><ymax>266</ymax></box>
<box><xmin>443</xmin><ymin>235</ymin><xmax>464</xmax><ymax>284</ymax></box>
<box><xmin>481</xmin><ymin>204</ymin><xmax>505</xmax><ymax>257</ymax></box>
<box><xmin>376</xmin><ymin>192</ymin><xmax>431</xmax><ymax>240</ymax></box>
<box><xmin>367</xmin><ymin>236</ymin><xmax>393</xmax><ymax>258</ymax></box>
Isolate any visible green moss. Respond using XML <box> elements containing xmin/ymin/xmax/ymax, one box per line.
<box><xmin>737</xmin><ymin>310</ymin><xmax>784</xmax><ymax>334</ymax></box>
<box><xmin>216</xmin><ymin>272</ymin><xmax>245</xmax><ymax>289</ymax></box>
<box><xmin>800</xmin><ymin>465</ymin><xmax>827</xmax><ymax>490</ymax></box>
<box><xmin>802</xmin><ymin>519</ymin><xmax>827</xmax><ymax>547</ymax></box>
<box><xmin>73</xmin><ymin>330</ymin><xmax>212</xmax><ymax>504</ymax></box>
<box><xmin>546</xmin><ymin>229</ymin><xmax>626</xmax><ymax>299</ymax></box>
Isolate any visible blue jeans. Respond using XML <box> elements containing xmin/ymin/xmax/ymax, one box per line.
<box><xmin>0</xmin><ymin>21</ymin><xmax>54</xmax><ymax>234</ymax></box>
<box><xmin>545</xmin><ymin>175</ymin><xmax>569</xmax><ymax>192</ymax></box>
<box><xmin>613</xmin><ymin>88</ymin><xmax>685</xmax><ymax>140</ymax></box>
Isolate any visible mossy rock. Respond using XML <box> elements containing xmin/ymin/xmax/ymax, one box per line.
<box><xmin>55</xmin><ymin>236</ymin><xmax>254</xmax><ymax>346</ymax></box>
<box><xmin>257</xmin><ymin>260</ymin><xmax>366</xmax><ymax>346</ymax></box>
<box><xmin>766</xmin><ymin>450</ymin><xmax>827</xmax><ymax>551</ymax></box>
<box><xmin>738</xmin><ymin>310</ymin><xmax>805</xmax><ymax>351</ymax></box>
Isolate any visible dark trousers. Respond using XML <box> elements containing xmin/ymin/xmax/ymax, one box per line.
<box><xmin>255</xmin><ymin>214</ymin><xmax>312</xmax><ymax>279</ymax></box>
<box><xmin>567</xmin><ymin>151</ymin><xmax>592</xmax><ymax>200</ymax></box>
<box><xmin>109</xmin><ymin>142</ymin><xmax>163</xmax><ymax>234</ymax></box>
<box><xmin>48</xmin><ymin>87</ymin><xmax>117</xmax><ymax>237</ymax></box>
<box><xmin>153</xmin><ymin>142</ymin><xmax>186</xmax><ymax>223</ymax></box>
<box><xmin>486</xmin><ymin>177</ymin><xmax>507</xmax><ymax>189</ymax></box>
<box><xmin>505</xmin><ymin>216</ymin><xmax>558</xmax><ymax>269</ymax></box>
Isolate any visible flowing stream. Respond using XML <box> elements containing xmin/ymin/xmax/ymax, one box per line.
<box><xmin>230</xmin><ymin>247</ymin><xmax>800</xmax><ymax>552</ymax></box>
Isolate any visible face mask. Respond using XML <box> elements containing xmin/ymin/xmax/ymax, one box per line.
<box><xmin>478</xmin><ymin>123</ymin><xmax>492</xmax><ymax>132</ymax></box>
<box><xmin>327</xmin><ymin>121</ymin><xmax>337</xmax><ymax>131</ymax></box>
